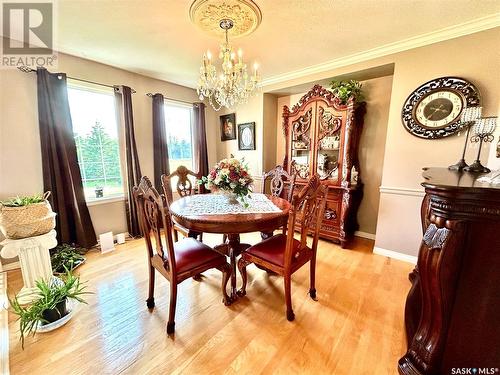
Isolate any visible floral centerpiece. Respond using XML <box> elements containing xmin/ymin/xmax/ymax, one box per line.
<box><xmin>199</xmin><ymin>156</ymin><xmax>253</xmax><ymax>206</ymax></box>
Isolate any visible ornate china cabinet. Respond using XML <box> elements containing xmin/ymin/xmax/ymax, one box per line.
<box><xmin>282</xmin><ymin>85</ymin><xmax>366</xmax><ymax>247</ymax></box>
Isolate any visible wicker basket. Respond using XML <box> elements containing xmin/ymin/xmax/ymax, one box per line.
<box><xmin>0</xmin><ymin>192</ymin><xmax>56</xmax><ymax>239</ymax></box>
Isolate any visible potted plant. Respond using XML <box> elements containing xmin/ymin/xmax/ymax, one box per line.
<box><xmin>10</xmin><ymin>268</ymin><xmax>90</xmax><ymax>348</ymax></box>
<box><xmin>50</xmin><ymin>244</ymin><xmax>87</xmax><ymax>274</ymax></box>
<box><xmin>199</xmin><ymin>156</ymin><xmax>254</xmax><ymax>206</ymax></box>
<box><xmin>0</xmin><ymin>192</ymin><xmax>56</xmax><ymax>239</ymax></box>
<box><xmin>329</xmin><ymin>79</ymin><xmax>364</xmax><ymax>104</ymax></box>
<box><xmin>94</xmin><ymin>186</ymin><xmax>104</xmax><ymax>198</ymax></box>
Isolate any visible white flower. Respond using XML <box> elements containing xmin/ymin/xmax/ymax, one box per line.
<box><xmin>214</xmin><ymin>176</ymin><xmax>221</xmax><ymax>184</ymax></box>
<box><xmin>221</xmin><ymin>168</ymin><xmax>229</xmax><ymax>176</ymax></box>
<box><xmin>239</xmin><ymin>178</ymin><xmax>246</xmax><ymax>184</ymax></box>
<box><xmin>230</xmin><ymin>182</ymin><xmax>237</xmax><ymax>189</ymax></box>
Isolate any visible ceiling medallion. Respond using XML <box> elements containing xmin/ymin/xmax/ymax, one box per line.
<box><xmin>192</xmin><ymin>0</ymin><xmax>262</xmax><ymax>111</ymax></box>
<box><xmin>189</xmin><ymin>0</ymin><xmax>262</xmax><ymax>38</ymax></box>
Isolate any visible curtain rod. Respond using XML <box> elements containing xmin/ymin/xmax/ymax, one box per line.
<box><xmin>17</xmin><ymin>66</ymin><xmax>137</xmax><ymax>93</ymax></box>
<box><xmin>145</xmin><ymin>92</ymin><xmax>195</xmax><ymax>106</ymax></box>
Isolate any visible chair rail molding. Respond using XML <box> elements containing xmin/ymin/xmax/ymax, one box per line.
<box><xmin>261</xmin><ymin>14</ymin><xmax>500</xmax><ymax>87</ymax></box>
<box><xmin>379</xmin><ymin>186</ymin><xmax>425</xmax><ymax>197</ymax></box>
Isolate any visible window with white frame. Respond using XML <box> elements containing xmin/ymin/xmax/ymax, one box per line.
<box><xmin>67</xmin><ymin>83</ymin><xmax>124</xmax><ymax>202</ymax></box>
<box><xmin>164</xmin><ymin>100</ymin><xmax>194</xmax><ymax>172</ymax></box>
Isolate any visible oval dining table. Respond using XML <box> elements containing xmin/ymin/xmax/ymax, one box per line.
<box><xmin>169</xmin><ymin>194</ymin><xmax>291</xmax><ymax>301</ymax></box>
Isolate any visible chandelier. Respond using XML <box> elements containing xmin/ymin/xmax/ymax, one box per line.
<box><xmin>197</xmin><ymin>18</ymin><xmax>260</xmax><ymax>111</ymax></box>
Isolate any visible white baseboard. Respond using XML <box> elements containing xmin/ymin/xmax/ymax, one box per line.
<box><xmin>354</xmin><ymin>231</ymin><xmax>376</xmax><ymax>240</ymax></box>
<box><xmin>373</xmin><ymin>246</ymin><xmax>417</xmax><ymax>264</ymax></box>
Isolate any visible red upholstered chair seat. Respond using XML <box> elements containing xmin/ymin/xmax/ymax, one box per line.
<box><xmin>174</xmin><ymin>237</ymin><xmax>226</xmax><ymax>274</ymax></box>
<box><xmin>245</xmin><ymin>234</ymin><xmax>311</xmax><ymax>268</ymax></box>
<box><xmin>237</xmin><ymin>175</ymin><xmax>328</xmax><ymax>322</ymax></box>
<box><xmin>133</xmin><ymin>176</ymin><xmax>231</xmax><ymax>335</ymax></box>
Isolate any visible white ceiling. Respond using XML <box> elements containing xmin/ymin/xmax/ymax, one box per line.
<box><xmin>54</xmin><ymin>0</ymin><xmax>500</xmax><ymax>88</ymax></box>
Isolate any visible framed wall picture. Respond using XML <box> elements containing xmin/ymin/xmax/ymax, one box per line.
<box><xmin>238</xmin><ymin>122</ymin><xmax>256</xmax><ymax>150</ymax></box>
<box><xmin>220</xmin><ymin>113</ymin><xmax>236</xmax><ymax>141</ymax></box>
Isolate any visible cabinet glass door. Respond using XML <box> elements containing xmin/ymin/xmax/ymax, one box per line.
<box><xmin>290</xmin><ymin>107</ymin><xmax>313</xmax><ymax>179</ymax></box>
<box><xmin>316</xmin><ymin>105</ymin><xmax>342</xmax><ymax>182</ymax></box>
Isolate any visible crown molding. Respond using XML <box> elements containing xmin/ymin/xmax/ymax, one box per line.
<box><xmin>261</xmin><ymin>14</ymin><xmax>500</xmax><ymax>88</ymax></box>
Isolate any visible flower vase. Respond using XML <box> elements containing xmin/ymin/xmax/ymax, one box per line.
<box><xmin>223</xmin><ymin>191</ymin><xmax>239</xmax><ymax>205</ymax></box>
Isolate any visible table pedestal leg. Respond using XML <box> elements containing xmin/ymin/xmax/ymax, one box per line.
<box><xmin>226</xmin><ymin>234</ymin><xmax>240</xmax><ymax>301</ymax></box>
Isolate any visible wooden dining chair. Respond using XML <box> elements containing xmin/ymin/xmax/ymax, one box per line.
<box><xmin>237</xmin><ymin>175</ymin><xmax>327</xmax><ymax>321</ymax></box>
<box><xmin>261</xmin><ymin>164</ymin><xmax>297</xmax><ymax>202</ymax></box>
<box><xmin>260</xmin><ymin>165</ymin><xmax>297</xmax><ymax>239</ymax></box>
<box><xmin>161</xmin><ymin>166</ymin><xmax>203</xmax><ymax>242</ymax></box>
<box><xmin>221</xmin><ymin>165</ymin><xmax>296</xmax><ymax>244</ymax></box>
<box><xmin>133</xmin><ymin>176</ymin><xmax>231</xmax><ymax>334</ymax></box>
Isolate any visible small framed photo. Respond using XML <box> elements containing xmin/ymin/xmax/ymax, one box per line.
<box><xmin>220</xmin><ymin>113</ymin><xmax>236</xmax><ymax>141</ymax></box>
<box><xmin>238</xmin><ymin>122</ymin><xmax>256</xmax><ymax>150</ymax></box>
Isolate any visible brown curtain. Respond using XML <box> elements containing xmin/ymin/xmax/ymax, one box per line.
<box><xmin>36</xmin><ymin>67</ymin><xmax>97</xmax><ymax>248</ymax></box>
<box><xmin>193</xmin><ymin>102</ymin><xmax>209</xmax><ymax>179</ymax></box>
<box><xmin>152</xmin><ymin>93</ymin><xmax>169</xmax><ymax>191</ymax></box>
<box><xmin>115</xmin><ymin>86</ymin><xmax>142</xmax><ymax>238</ymax></box>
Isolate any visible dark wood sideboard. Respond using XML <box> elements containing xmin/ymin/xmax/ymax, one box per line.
<box><xmin>399</xmin><ymin>168</ymin><xmax>500</xmax><ymax>374</ymax></box>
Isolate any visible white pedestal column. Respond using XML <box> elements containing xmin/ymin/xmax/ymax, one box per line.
<box><xmin>0</xmin><ymin>230</ymin><xmax>57</xmax><ymax>304</ymax></box>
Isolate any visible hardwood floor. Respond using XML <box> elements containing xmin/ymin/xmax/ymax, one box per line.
<box><xmin>7</xmin><ymin>233</ymin><xmax>413</xmax><ymax>374</ymax></box>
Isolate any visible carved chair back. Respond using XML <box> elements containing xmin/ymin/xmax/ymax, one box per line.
<box><xmin>133</xmin><ymin>176</ymin><xmax>176</xmax><ymax>275</ymax></box>
<box><xmin>284</xmin><ymin>175</ymin><xmax>327</xmax><ymax>269</ymax></box>
<box><xmin>161</xmin><ymin>166</ymin><xmax>201</xmax><ymax>204</ymax></box>
<box><xmin>261</xmin><ymin>165</ymin><xmax>297</xmax><ymax>202</ymax></box>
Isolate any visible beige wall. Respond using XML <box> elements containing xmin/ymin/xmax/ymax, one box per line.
<box><xmin>0</xmin><ymin>49</ymin><xmax>219</xmax><ymax>238</ymax></box>
<box><xmin>214</xmin><ymin>94</ymin><xmax>265</xmax><ymax>191</ymax></box>
<box><xmin>262</xmin><ymin>28</ymin><xmax>500</xmax><ymax>258</ymax></box>
<box><xmin>212</xmin><ymin>93</ymin><xmax>278</xmax><ymax>193</ymax></box>
<box><xmin>375</xmin><ymin>29</ymin><xmax>500</xmax><ymax>257</ymax></box>
<box><xmin>274</xmin><ymin>76</ymin><xmax>393</xmax><ymax>236</ymax></box>
<box><xmin>263</xmin><ymin>94</ymin><xmax>278</xmax><ymax>173</ymax></box>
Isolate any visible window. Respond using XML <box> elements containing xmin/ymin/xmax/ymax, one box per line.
<box><xmin>67</xmin><ymin>84</ymin><xmax>124</xmax><ymax>202</ymax></box>
<box><xmin>164</xmin><ymin>101</ymin><xmax>194</xmax><ymax>172</ymax></box>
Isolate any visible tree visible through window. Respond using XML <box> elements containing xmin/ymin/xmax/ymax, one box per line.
<box><xmin>68</xmin><ymin>85</ymin><xmax>124</xmax><ymax>201</ymax></box>
<box><xmin>164</xmin><ymin>101</ymin><xmax>194</xmax><ymax>172</ymax></box>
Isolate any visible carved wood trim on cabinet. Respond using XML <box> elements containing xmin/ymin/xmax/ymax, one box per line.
<box><xmin>282</xmin><ymin>85</ymin><xmax>366</xmax><ymax>247</ymax></box>
<box><xmin>399</xmin><ymin>168</ymin><xmax>500</xmax><ymax>375</ymax></box>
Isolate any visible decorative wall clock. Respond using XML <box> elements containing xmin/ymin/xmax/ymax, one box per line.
<box><xmin>401</xmin><ymin>76</ymin><xmax>481</xmax><ymax>139</ymax></box>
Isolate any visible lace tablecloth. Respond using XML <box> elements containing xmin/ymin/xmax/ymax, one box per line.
<box><xmin>176</xmin><ymin>193</ymin><xmax>282</xmax><ymax>216</ymax></box>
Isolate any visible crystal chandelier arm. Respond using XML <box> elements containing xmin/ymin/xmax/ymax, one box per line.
<box><xmin>196</xmin><ymin>17</ymin><xmax>260</xmax><ymax>111</ymax></box>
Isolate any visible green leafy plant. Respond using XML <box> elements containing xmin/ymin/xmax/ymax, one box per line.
<box><xmin>329</xmin><ymin>80</ymin><xmax>364</xmax><ymax>104</ymax></box>
<box><xmin>50</xmin><ymin>244</ymin><xmax>87</xmax><ymax>274</ymax></box>
<box><xmin>10</xmin><ymin>268</ymin><xmax>90</xmax><ymax>348</ymax></box>
<box><xmin>0</xmin><ymin>194</ymin><xmax>46</xmax><ymax>207</ymax></box>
